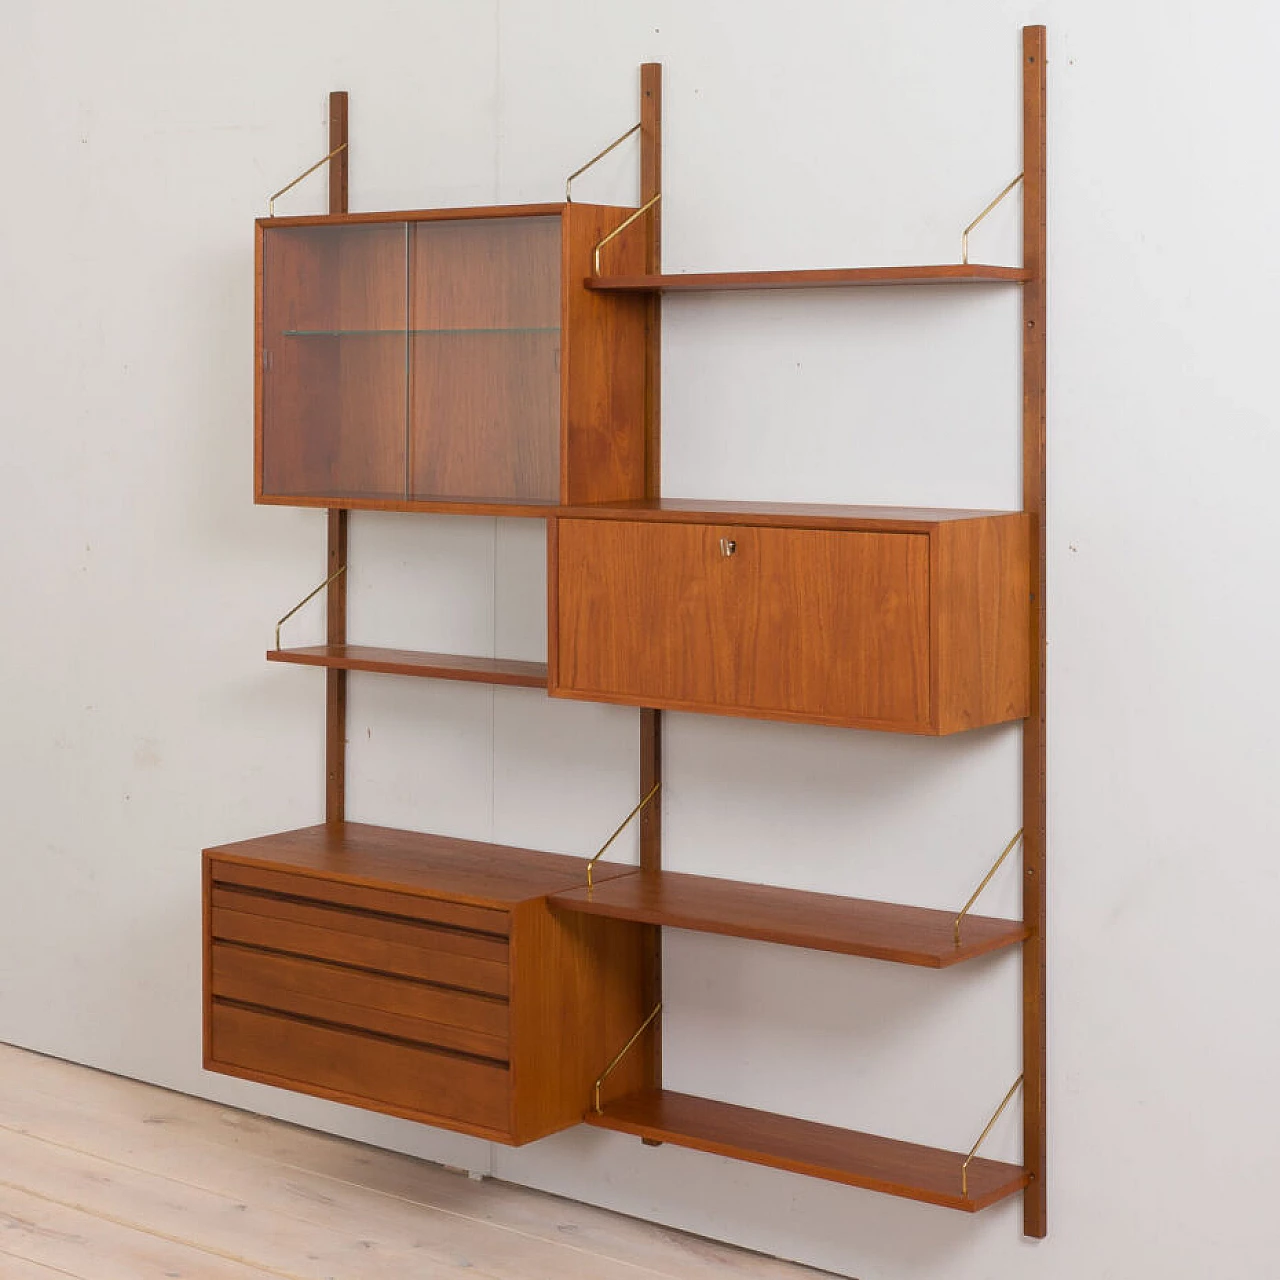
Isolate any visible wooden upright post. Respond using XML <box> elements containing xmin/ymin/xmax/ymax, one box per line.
<box><xmin>638</xmin><ymin>63</ymin><xmax>664</xmax><ymax>1090</ymax></box>
<box><xmin>1020</xmin><ymin>26</ymin><xmax>1048</xmax><ymax>1240</ymax></box>
<box><xmin>326</xmin><ymin>91</ymin><xmax>350</xmax><ymax>825</ymax></box>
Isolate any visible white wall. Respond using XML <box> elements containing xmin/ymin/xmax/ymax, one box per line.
<box><xmin>3</xmin><ymin>2</ymin><xmax>1278</xmax><ymax>1276</ymax></box>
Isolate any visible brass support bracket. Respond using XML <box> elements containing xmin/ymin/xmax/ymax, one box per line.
<box><xmin>961</xmin><ymin>172</ymin><xmax>1023</xmax><ymax>264</ymax></box>
<box><xmin>962</xmin><ymin>1075</ymin><xmax>1024</xmax><ymax>1199</ymax></box>
<box><xmin>593</xmin><ymin>1003</ymin><xmax>662</xmax><ymax>1114</ymax></box>
<box><xmin>586</xmin><ymin>783</ymin><xmax>661</xmax><ymax>889</ymax></box>
<box><xmin>274</xmin><ymin>565</ymin><xmax>347</xmax><ymax>650</ymax></box>
<box><xmin>268</xmin><ymin>142</ymin><xmax>350</xmax><ymax>217</ymax></box>
<box><xmin>592</xmin><ymin>194</ymin><xmax>662</xmax><ymax>275</ymax></box>
<box><xmin>565</xmin><ymin>122</ymin><xmax>642</xmax><ymax>202</ymax></box>
<box><xmin>954</xmin><ymin>829</ymin><xmax>1024</xmax><ymax>946</ymax></box>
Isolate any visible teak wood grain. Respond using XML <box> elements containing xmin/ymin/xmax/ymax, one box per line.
<box><xmin>552</xmin><ymin>512</ymin><xmax>1029</xmax><ymax>734</ymax></box>
<box><xmin>203</xmin><ymin>826</ymin><xmax>647</xmax><ymax>1145</ymax></box>
<box><xmin>561</xmin><ymin>204</ymin><xmax>648</xmax><ymax>505</ymax></box>
<box><xmin>325</xmin><ymin>92</ymin><xmax>349</xmax><ymax>829</ymax></box>
<box><xmin>211</xmin><ymin>943</ymin><xmax>510</xmax><ymax>1060</ymax></box>
<box><xmin>210</xmin><ymin>883</ymin><xmax>510</xmax><ymax>965</ymax></box>
<box><xmin>211</xmin><ymin>857</ymin><xmax>510</xmax><ymax>935</ymax></box>
<box><xmin>205</xmin><ymin>824</ymin><xmax>635</xmax><ymax>909</ymax></box>
<box><xmin>587</xmin><ymin>1090</ymin><xmax>1029</xmax><ymax>1212</ymax></box>
<box><xmin>638</xmin><ymin>61</ymin><xmax>665</xmax><ymax>1092</ymax></box>
<box><xmin>555</xmin><ymin>518</ymin><xmax>930</xmax><ymax>729</ymax></box>
<box><xmin>1021</xmin><ymin>22</ymin><xmax>1049</xmax><ymax>1239</ymax></box>
<box><xmin>549</xmin><ymin>870</ymin><xmax>1027</xmax><ymax>967</ymax></box>
<box><xmin>268</xmin><ymin>644</ymin><xmax>548</xmax><ymax>687</ymax></box>
<box><xmin>211</xmin><ymin>1002</ymin><xmax>512</xmax><ymax>1137</ymax></box>
<box><xmin>558</xmin><ymin>497</ymin><xmax>1020</xmax><ymax>531</ymax></box>
<box><xmin>210</xmin><ymin>906</ymin><xmax>510</xmax><ymax>995</ymax></box>
<box><xmin>508</xmin><ymin>898</ymin><xmax>649</xmax><ymax>1143</ymax></box>
<box><xmin>587</xmin><ymin>264</ymin><xmax>1030</xmax><ymax>292</ymax></box>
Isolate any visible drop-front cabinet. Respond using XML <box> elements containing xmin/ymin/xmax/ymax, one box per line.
<box><xmin>550</xmin><ymin>502</ymin><xmax>1030</xmax><ymax>734</ymax></box>
<box><xmin>255</xmin><ymin>204</ymin><xmax>648</xmax><ymax>512</ymax></box>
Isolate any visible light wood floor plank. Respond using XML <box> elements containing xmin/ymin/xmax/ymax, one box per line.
<box><xmin>0</xmin><ymin>1182</ymin><xmax>284</xmax><ymax>1280</ymax></box>
<box><xmin>0</xmin><ymin>1043</ymin><xmax>828</xmax><ymax>1279</ymax></box>
<box><xmin>0</xmin><ymin>1249</ymin><xmax>90</xmax><ymax>1279</ymax></box>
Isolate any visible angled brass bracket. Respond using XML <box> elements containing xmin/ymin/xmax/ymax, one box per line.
<box><xmin>961</xmin><ymin>172</ymin><xmax>1023</xmax><ymax>264</ymax></box>
<box><xmin>268</xmin><ymin>142</ymin><xmax>349</xmax><ymax>217</ymax></box>
<box><xmin>565</xmin><ymin>122</ymin><xmax>642</xmax><ymax>202</ymax></box>
<box><xmin>594</xmin><ymin>1002</ymin><xmax>662</xmax><ymax>1113</ymax></box>
<box><xmin>586</xmin><ymin>782</ymin><xmax>661</xmax><ymax>889</ymax></box>
<box><xmin>954</xmin><ymin>829</ymin><xmax>1023</xmax><ymax>945</ymax></box>
<box><xmin>274</xmin><ymin>564</ymin><xmax>347</xmax><ymax>650</ymax></box>
<box><xmin>962</xmin><ymin>1075</ymin><xmax>1023</xmax><ymax>1198</ymax></box>
<box><xmin>592</xmin><ymin>194</ymin><xmax>662</xmax><ymax>275</ymax></box>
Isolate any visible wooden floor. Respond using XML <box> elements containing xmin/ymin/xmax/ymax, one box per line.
<box><xmin>0</xmin><ymin>1042</ymin><xmax>830</xmax><ymax>1279</ymax></box>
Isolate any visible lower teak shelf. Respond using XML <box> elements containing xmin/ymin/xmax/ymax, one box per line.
<box><xmin>589</xmin><ymin>1090</ymin><xmax>1028</xmax><ymax>1212</ymax></box>
<box><xmin>202</xmin><ymin>822</ymin><xmax>647</xmax><ymax>1145</ymax></box>
<box><xmin>550</xmin><ymin>868</ymin><xmax>1026</xmax><ymax>966</ymax></box>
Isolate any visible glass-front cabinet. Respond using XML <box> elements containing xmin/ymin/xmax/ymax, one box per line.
<box><xmin>255</xmin><ymin>204</ymin><xmax>648</xmax><ymax>513</ymax></box>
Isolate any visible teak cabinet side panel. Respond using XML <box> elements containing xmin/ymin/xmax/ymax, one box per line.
<box><xmin>562</xmin><ymin>205</ymin><xmax>648</xmax><ymax>505</ymax></box>
<box><xmin>932</xmin><ymin>515</ymin><xmax>1032</xmax><ymax>732</ymax></box>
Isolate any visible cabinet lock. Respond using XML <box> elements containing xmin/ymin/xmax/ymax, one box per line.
<box><xmin>719</xmin><ymin>538</ymin><xmax>737</xmax><ymax>557</ymax></box>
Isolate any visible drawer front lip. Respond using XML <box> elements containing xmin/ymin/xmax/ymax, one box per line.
<box><xmin>211</xmin><ymin>942</ymin><xmax>508</xmax><ymax>1062</ymax></box>
<box><xmin>210</xmin><ymin>884</ymin><xmax>509</xmax><ymax>962</ymax></box>
<box><xmin>555</xmin><ymin>518</ymin><xmax>932</xmax><ymax>730</ymax></box>
<box><xmin>210</xmin><ymin>905</ymin><xmax>509</xmax><ymax>997</ymax></box>
<box><xmin>209</xmin><ymin>1001</ymin><xmax>510</xmax><ymax>1137</ymax></box>
<box><xmin>210</xmin><ymin>861</ymin><xmax>510</xmax><ymax>937</ymax></box>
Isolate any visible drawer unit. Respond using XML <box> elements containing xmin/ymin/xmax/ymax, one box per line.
<box><xmin>551</xmin><ymin>505</ymin><xmax>1030</xmax><ymax>734</ymax></box>
<box><xmin>203</xmin><ymin>823</ymin><xmax>648</xmax><ymax>1145</ymax></box>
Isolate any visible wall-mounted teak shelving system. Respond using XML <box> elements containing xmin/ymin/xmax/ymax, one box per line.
<box><xmin>204</xmin><ymin>24</ymin><xmax>1046</xmax><ymax>1244</ymax></box>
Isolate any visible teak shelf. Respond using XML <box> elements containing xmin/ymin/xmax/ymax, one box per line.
<box><xmin>207</xmin><ymin>26</ymin><xmax>1048</xmax><ymax>1247</ymax></box>
<box><xmin>586</xmin><ymin>1090</ymin><xmax>1030</xmax><ymax>1213</ymax></box>
<box><xmin>268</xmin><ymin>645</ymin><xmax>548</xmax><ymax>688</ymax></box>
<box><xmin>549</xmin><ymin>870</ymin><xmax>1027</xmax><ymax>967</ymax></box>
<box><xmin>586</xmin><ymin>264</ymin><xmax>1030</xmax><ymax>292</ymax></box>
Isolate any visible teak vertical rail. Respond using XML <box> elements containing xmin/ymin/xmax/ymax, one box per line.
<box><xmin>638</xmin><ymin>62</ymin><xmax>664</xmax><ymax>1094</ymax></box>
<box><xmin>326</xmin><ymin>91</ymin><xmax>350</xmax><ymax>824</ymax></box>
<box><xmin>1021</xmin><ymin>25</ymin><xmax>1048</xmax><ymax>1240</ymax></box>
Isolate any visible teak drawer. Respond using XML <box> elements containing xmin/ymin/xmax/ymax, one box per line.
<box><xmin>210</xmin><ymin>883</ymin><xmax>510</xmax><ymax>995</ymax></box>
<box><xmin>203</xmin><ymin>825</ymin><xmax>650</xmax><ymax>1145</ymax></box>
<box><xmin>211</xmin><ymin>1002</ymin><xmax>510</xmax><ymax>1135</ymax></box>
<box><xmin>551</xmin><ymin>512</ymin><xmax>1030</xmax><ymax>734</ymax></box>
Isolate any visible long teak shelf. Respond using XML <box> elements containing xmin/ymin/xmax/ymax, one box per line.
<box><xmin>587</xmin><ymin>264</ymin><xmax>1030</xmax><ymax>293</ymax></box>
<box><xmin>268</xmin><ymin>645</ymin><xmax>548</xmax><ymax>688</ymax></box>
<box><xmin>550</xmin><ymin>869</ymin><xmax>1025</xmax><ymax>967</ymax></box>
<box><xmin>587</xmin><ymin>1090</ymin><xmax>1029</xmax><ymax>1212</ymax></box>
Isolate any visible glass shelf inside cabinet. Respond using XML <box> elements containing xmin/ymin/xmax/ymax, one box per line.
<box><xmin>282</xmin><ymin>327</ymin><xmax>562</xmax><ymax>336</ymax></box>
